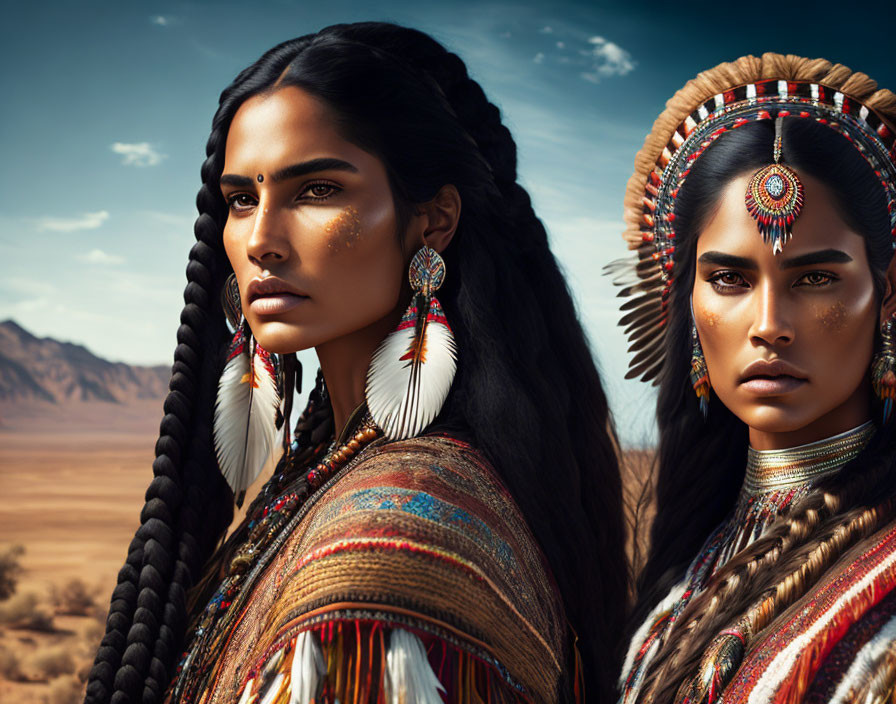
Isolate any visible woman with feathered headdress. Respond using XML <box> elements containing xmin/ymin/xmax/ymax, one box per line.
<box><xmin>616</xmin><ymin>54</ymin><xmax>896</xmax><ymax>703</ymax></box>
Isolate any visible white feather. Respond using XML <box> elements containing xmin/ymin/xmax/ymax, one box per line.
<box><xmin>288</xmin><ymin>630</ymin><xmax>327</xmax><ymax>704</ymax></box>
<box><xmin>236</xmin><ymin>679</ymin><xmax>254</xmax><ymax>704</ymax></box>
<box><xmin>367</xmin><ymin>298</ymin><xmax>457</xmax><ymax>440</ymax></box>
<box><xmin>259</xmin><ymin>673</ymin><xmax>286</xmax><ymax>704</ymax></box>
<box><xmin>384</xmin><ymin>628</ymin><xmax>446</xmax><ymax>704</ymax></box>
<box><xmin>213</xmin><ymin>333</ymin><xmax>282</xmax><ymax>502</ymax></box>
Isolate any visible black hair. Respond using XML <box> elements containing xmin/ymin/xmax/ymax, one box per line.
<box><xmin>86</xmin><ymin>22</ymin><xmax>627</xmax><ymax>704</ymax></box>
<box><xmin>631</xmin><ymin>117</ymin><xmax>896</xmax><ymax>699</ymax></box>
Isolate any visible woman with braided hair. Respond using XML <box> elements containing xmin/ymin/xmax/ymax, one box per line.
<box><xmin>615</xmin><ymin>54</ymin><xmax>896</xmax><ymax>703</ymax></box>
<box><xmin>85</xmin><ymin>21</ymin><xmax>627</xmax><ymax>704</ymax></box>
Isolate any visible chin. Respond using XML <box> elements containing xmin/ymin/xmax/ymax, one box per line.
<box><xmin>737</xmin><ymin>409</ymin><xmax>814</xmax><ymax>435</ymax></box>
<box><xmin>249</xmin><ymin>321</ymin><xmax>314</xmax><ymax>355</ymax></box>
<box><xmin>725</xmin><ymin>396</ymin><xmax>816</xmax><ymax>435</ymax></box>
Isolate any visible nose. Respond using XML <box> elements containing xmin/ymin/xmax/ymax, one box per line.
<box><xmin>749</xmin><ymin>278</ymin><xmax>794</xmax><ymax>346</ymax></box>
<box><xmin>246</xmin><ymin>201</ymin><xmax>290</xmax><ymax>266</ymax></box>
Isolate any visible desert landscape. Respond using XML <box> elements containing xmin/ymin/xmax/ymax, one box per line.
<box><xmin>0</xmin><ymin>320</ymin><xmax>653</xmax><ymax>703</ymax></box>
<box><xmin>0</xmin><ymin>319</ymin><xmax>174</xmax><ymax>703</ymax></box>
<box><xmin>0</xmin><ymin>399</ymin><xmax>161</xmax><ymax>703</ymax></box>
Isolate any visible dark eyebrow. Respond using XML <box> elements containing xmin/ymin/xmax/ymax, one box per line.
<box><xmin>697</xmin><ymin>248</ymin><xmax>855</xmax><ymax>270</ymax></box>
<box><xmin>219</xmin><ymin>158</ymin><xmax>359</xmax><ymax>188</ymax></box>
<box><xmin>780</xmin><ymin>249</ymin><xmax>853</xmax><ymax>268</ymax></box>
<box><xmin>271</xmin><ymin>158</ymin><xmax>359</xmax><ymax>182</ymax></box>
<box><xmin>697</xmin><ymin>252</ymin><xmax>757</xmax><ymax>269</ymax></box>
<box><xmin>219</xmin><ymin>174</ymin><xmax>254</xmax><ymax>188</ymax></box>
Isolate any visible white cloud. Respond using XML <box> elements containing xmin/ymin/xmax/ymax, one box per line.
<box><xmin>533</xmin><ymin>52</ymin><xmax>545</xmax><ymax>64</ymax></box>
<box><xmin>77</xmin><ymin>249</ymin><xmax>125</xmax><ymax>266</ymax></box>
<box><xmin>140</xmin><ymin>210</ymin><xmax>196</xmax><ymax>230</ymax></box>
<box><xmin>556</xmin><ymin>41</ymin><xmax>566</xmax><ymax>49</ymax></box>
<box><xmin>110</xmin><ymin>142</ymin><xmax>166</xmax><ymax>167</ymax></box>
<box><xmin>151</xmin><ymin>15</ymin><xmax>169</xmax><ymax>26</ymax></box>
<box><xmin>540</xmin><ymin>25</ymin><xmax>553</xmax><ymax>34</ymax></box>
<box><xmin>582</xmin><ymin>36</ymin><xmax>636</xmax><ymax>82</ymax></box>
<box><xmin>33</xmin><ymin>211</ymin><xmax>109</xmax><ymax>232</ymax></box>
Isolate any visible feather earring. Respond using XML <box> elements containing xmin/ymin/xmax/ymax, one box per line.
<box><xmin>366</xmin><ymin>246</ymin><xmax>457</xmax><ymax>440</ymax></box>
<box><xmin>214</xmin><ymin>274</ymin><xmax>283</xmax><ymax>506</ymax></box>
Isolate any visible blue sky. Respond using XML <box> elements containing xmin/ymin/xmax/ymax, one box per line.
<box><xmin>1</xmin><ymin>0</ymin><xmax>892</xmax><ymax>446</ymax></box>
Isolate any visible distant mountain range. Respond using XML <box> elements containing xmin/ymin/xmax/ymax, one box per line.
<box><xmin>0</xmin><ymin>320</ymin><xmax>169</xmax><ymax>403</ymax></box>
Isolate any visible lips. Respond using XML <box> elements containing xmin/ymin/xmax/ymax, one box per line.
<box><xmin>246</xmin><ymin>276</ymin><xmax>308</xmax><ymax>316</ymax></box>
<box><xmin>739</xmin><ymin>359</ymin><xmax>808</xmax><ymax>395</ymax></box>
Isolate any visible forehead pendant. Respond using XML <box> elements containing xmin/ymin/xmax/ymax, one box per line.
<box><xmin>744</xmin><ymin>116</ymin><xmax>805</xmax><ymax>255</ymax></box>
<box><xmin>257</xmin><ymin>174</ymin><xmax>264</xmax><ymax>183</ymax></box>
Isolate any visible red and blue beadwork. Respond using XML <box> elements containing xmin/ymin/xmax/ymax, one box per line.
<box><xmin>744</xmin><ymin>163</ymin><xmax>805</xmax><ymax>254</ymax></box>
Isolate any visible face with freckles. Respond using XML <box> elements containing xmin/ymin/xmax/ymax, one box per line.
<box><xmin>220</xmin><ymin>86</ymin><xmax>415</xmax><ymax>355</ymax></box>
<box><xmin>692</xmin><ymin>171</ymin><xmax>879</xmax><ymax>449</ymax></box>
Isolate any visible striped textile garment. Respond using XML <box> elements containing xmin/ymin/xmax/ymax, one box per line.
<box><xmin>620</xmin><ymin>424</ymin><xmax>896</xmax><ymax>704</ymax></box>
<box><xmin>169</xmin><ymin>436</ymin><xmax>573</xmax><ymax>704</ymax></box>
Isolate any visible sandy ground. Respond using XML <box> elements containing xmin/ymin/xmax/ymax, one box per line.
<box><xmin>0</xmin><ymin>399</ymin><xmax>655</xmax><ymax>702</ymax></box>
<box><xmin>0</xmin><ymin>400</ymin><xmax>276</xmax><ymax>703</ymax></box>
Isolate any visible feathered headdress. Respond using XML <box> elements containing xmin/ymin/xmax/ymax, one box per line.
<box><xmin>611</xmin><ymin>53</ymin><xmax>896</xmax><ymax>383</ymax></box>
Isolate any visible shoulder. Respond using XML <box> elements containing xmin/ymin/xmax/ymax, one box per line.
<box><xmin>725</xmin><ymin>517</ymin><xmax>896</xmax><ymax>703</ymax></box>
<box><xmin>268</xmin><ymin>433</ymin><xmax>568</xmax><ymax>702</ymax></box>
<box><xmin>296</xmin><ymin>433</ymin><xmax>560</xmax><ymax>617</ymax></box>
<box><xmin>322</xmin><ymin>434</ymin><xmax>523</xmax><ymax>529</ymax></box>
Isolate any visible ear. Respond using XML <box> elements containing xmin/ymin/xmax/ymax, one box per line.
<box><xmin>416</xmin><ymin>185</ymin><xmax>461</xmax><ymax>253</ymax></box>
<box><xmin>881</xmin><ymin>251</ymin><xmax>896</xmax><ymax>324</ymax></box>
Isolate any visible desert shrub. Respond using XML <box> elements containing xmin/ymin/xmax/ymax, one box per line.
<box><xmin>51</xmin><ymin>578</ymin><xmax>95</xmax><ymax>616</ymax></box>
<box><xmin>46</xmin><ymin>674</ymin><xmax>84</xmax><ymax>703</ymax></box>
<box><xmin>0</xmin><ymin>544</ymin><xmax>24</xmax><ymax>600</ymax></box>
<box><xmin>0</xmin><ymin>592</ymin><xmax>55</xmax><ymax>631</ymax></box>
<box><xmin>30</xmin><ymin>645</ymin><xmax>75</xmax><ymax>679</ymax></box>
<box><xmin>80</xmin><ymin>617</ymin><xmax>105</xmax><ymax>654</ymax></box>
<box><xmin>0</xmin><ymin>646</ymin><xmax>23</xmax><ymax>681</ymax></box>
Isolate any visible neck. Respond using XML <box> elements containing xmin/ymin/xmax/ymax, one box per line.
<box><xmin>747</xmin><ymin>388</ymin><xmax>872</xmax><ymax>451</ymax></box>
<box><xmin>315</xmin><ymin>309</ymin><xmax>402</xmax><ymax>437</ymax></box>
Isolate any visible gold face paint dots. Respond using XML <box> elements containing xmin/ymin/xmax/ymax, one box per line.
<box><xmin>817</xmin><ymin>302</ymin><xmax>847</xmax><ymax>332</ymax></box>
<box><xmin>325</xmin><ymin>206</ymin><xmax>362</xmax><ymax>252</ymax></box>
<box><xmin>700</xmin><ymin>308</ymin><xmax>720</xmax><ymax>328</ymax></box>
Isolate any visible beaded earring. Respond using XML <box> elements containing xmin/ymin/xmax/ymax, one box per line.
<box><xmin>365</xmin><ymin>246</ymin><xmax>457</xmax><ymax>440</ymax></box>
<box><xmin>690</xmin><ymin>321</ymin><xmax>711</xmax><ymax>420</ymax></box>
<box><xmin>872</xmin><ymin>316</ymin><xmax>896</xmax><ymax>423</ymax></box>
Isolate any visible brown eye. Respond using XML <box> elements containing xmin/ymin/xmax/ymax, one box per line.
<box><xmin>708</xmin><ymin>270</ymin><xmax>748</xmax><ymax>292</ymax></box>
<box><xmin>796</xmin><ymin>271</ymin><xmax>837</xmax><ymax>287</ymax></box>
<box><xmin>226</xmin><ymin>193</ymin><xmax>256</xmax><ymax>212</ymax></box>
<box><xmin>302</xmin><ymin>182</ymin><xmax>341</xmax><ymax>200</ymax></box>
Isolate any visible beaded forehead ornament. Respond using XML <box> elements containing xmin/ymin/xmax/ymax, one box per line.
<box><xmin>744</xmin><ymin>117</ymin><xmax>804</xmax><ymax>255</ymax></box>
<box><xmin>613</xmin><ymin>57</ymin><xmax>896</xmax><ymax>383</ymax></box>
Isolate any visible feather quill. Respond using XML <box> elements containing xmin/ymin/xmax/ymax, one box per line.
<box><xmin>367</xmin><ymin>295</ymin><xmax>456</xmax><ymax>440</ymax></box>
<box><xmin>213</xmin><ymin>328</ymin><xmax>282</xmax><ymax>506</ymax></box>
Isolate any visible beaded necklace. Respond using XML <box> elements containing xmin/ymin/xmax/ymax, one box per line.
<box><xmin>170</xmin><ymin>407</ymin><xmax>382</xmax><ymax>703</ymax></box>
<box><xmin>710</xmin><ymin>421</ymin><xmax>875</xmax><ymax>573</ymax></box>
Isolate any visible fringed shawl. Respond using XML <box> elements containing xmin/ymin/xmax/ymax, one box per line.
<box><xmin>171</xmin><ymin>436</ymin><xmax>569</xmax><ymax>704</ymax></box>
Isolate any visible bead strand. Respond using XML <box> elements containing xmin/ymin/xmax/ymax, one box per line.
<box><xmin>307</xmin><ymin>420</ymin><xmax>381</xmax><ymax>489</ymax></box>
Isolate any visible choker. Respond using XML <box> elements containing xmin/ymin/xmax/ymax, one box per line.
<box><xmin>744</xmin><ymin>421</ymin><xmax>876</xmax><ymax>494</ymax></box>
